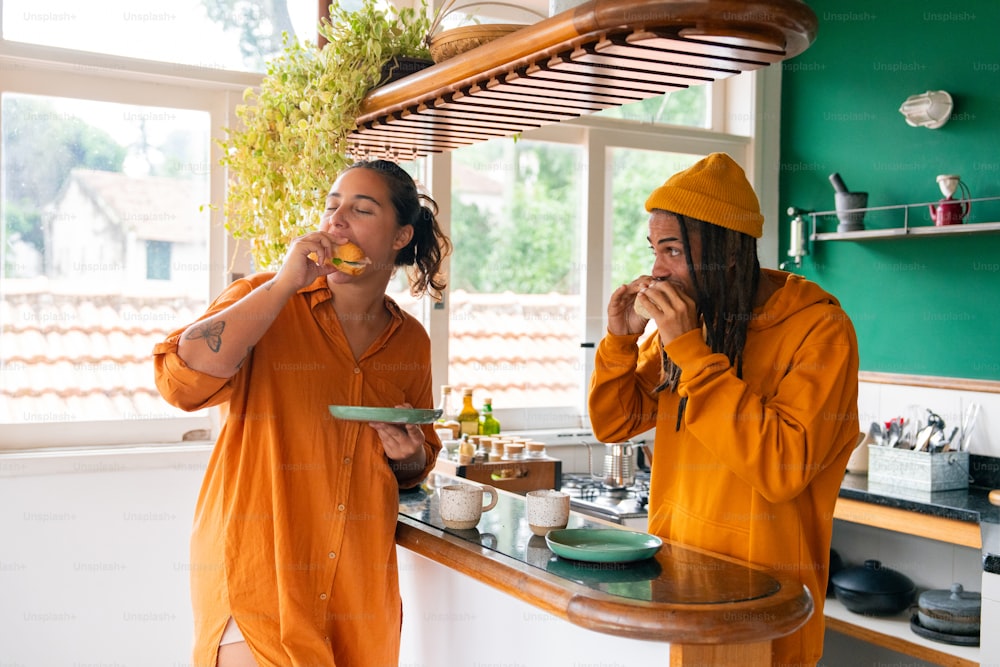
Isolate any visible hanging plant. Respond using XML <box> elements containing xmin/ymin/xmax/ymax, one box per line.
<box><xmin>218</xmin><ymin>0</ymin><xmax>432</xmax><ymax>270</ymax></box>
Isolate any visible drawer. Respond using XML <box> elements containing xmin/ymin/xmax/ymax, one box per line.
<box><xmin>434</xmin><ymin>457</ymin><xmax>562</xmax><ymax>495</ymax></box>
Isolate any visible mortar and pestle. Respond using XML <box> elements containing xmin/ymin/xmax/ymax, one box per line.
<box><xmin>830</xmin><ymin>173</ymin><xmax>867</xmax><ymax>232</ymax></box>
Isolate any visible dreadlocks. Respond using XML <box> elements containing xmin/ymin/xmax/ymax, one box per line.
<box><xmin>654</xmin><ymin>213</ymin><xmax>761</xmax><ymax>429</ymax></box>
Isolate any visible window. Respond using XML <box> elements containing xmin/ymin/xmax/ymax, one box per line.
<box><xmin>2</xmin><ymin>0</ymin><xmax>317</xmax><ymax>73</ymax></box>
<box><xmin>609</xmin><ymin>149</ymin><xmax>703</xmax><ymax>288</ymax></box>
<box><xmin>1</xmin><ymin>92</ymin><xmax>212</xmax><ymax>435</ymax></box>
<box><xmin>595</xmin><ymin>87</ymin><xmax>709</xmax><ymax>129</ymax></box>
<box><xmin>448</xmin><ymin>139</ymin><xmax>585</xmax><ymax>412</ymax></box>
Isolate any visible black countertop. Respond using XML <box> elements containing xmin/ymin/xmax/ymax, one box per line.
<box><xmin>839</xmin><ymin>472</ymin><xmax>1000</xmax><ymax>526</ymax></box>
<box><xmin>838</xmin><ymin>471</ymin><xmax>1000</xmax><ymax>572</ymax></box>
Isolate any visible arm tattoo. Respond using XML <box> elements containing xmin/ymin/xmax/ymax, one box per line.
<box><xmin>186</xmin><ymin>320</ymin><xmax>225</xmax><ymax>353</ymax></box>
<box><xmin>234</xmin><ymin>346</ymin><xmax>253</xmax><ymax>371</ymax></box>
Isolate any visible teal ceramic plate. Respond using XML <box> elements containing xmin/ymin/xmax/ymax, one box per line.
<box><xmin>545</xmin><ymin>528</ymin><xmax>662</xmax><ymax>563</ymax></box>
<box><xmin>328</xmin><ymin>406</ymin><xmax>442</xmax><ymax>424</ymax></box>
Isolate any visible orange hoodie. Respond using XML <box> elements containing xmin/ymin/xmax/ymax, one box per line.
<box><xmin>589</xmin><ymin>269</ymin><xmax>859</xmax><ymax>666</ymax></box>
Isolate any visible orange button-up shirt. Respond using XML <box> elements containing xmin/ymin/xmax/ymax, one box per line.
<box><xmin>153</xmin><ymin>274</ymin><xmax>440</xmax><ymax>667</ymax></box>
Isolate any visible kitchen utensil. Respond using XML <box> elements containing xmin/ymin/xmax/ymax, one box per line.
<box><xmin>544</xmin><ymin>528</ymin><xmax>662</xmax><ymax>563</ymax></box>
<box><xmin>828</xmin><ymin>171</ymin><xmax>868</xmax><ymax>231</ymax></box>
<box><xmin>829</xmin><ymin>172</ymin><xmax>849</xmax><ymax>194</ymax></box>
<box><xmin>830</xmin><ymin>559</ymin><xmax>916</xmax><ymax>616</ymax></box>
<box><xmin>584</xmin><ymin>442</ymin><xmax>636</xmax><ymax>489</ymax></box>
<box><xmin>916</xmin><ymin>424</ymin><xmax>936</xmax><ymax>451</ymax></box>
<box><xmin>930</xmin><ymin>174</ymin><xmax>972</xmax><ymax>226</ymax></box>
<box><xmin>835</xmin><ymin>191</ymin><xmax>868</xmax><ymax>232</ymax></box>
<box><xmin>328</xmin><ymin>406</ymin><xmax>442</xmax><ymax>424</ymax></box>
<box><xmin>887</xmin><ymin>420</ymin><xmax>903</xmax><ymax>448</ymax></box>
<box><xmin>869</xmin><ymin>422</ymin><xmax>884</xmax><ymax>446</ymax></box>
<box><xmin>960</xmin><ymin>402</ymin><xmax>980</xmax><ymax>451</ymax></box>
<box><xmin>917</xmin><ymin>583</ymin><xmax>981</xmax><ymax>636</ymax></box>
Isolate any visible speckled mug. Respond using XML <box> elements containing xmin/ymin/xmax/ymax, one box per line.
<box><xmin>526</xmin><ymin>489</ymin><xmax>570</xmax><ymax>536</ymax></box>
<box><xmin>439</xmin><ymin>484</ymin><xmax>499</xmax><ymax>530</ymax></box>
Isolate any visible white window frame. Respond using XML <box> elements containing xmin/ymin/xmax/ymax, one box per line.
<box><xmin>1</xmin><ymin>33</ymin><xmax>781</xmax><ymax>449</ymax></box>
<box><xmin>0</xmin><ymin>40</ymin><xmax>255</xmax><ymax>450</ymax></box>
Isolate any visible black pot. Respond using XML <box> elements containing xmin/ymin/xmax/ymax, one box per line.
<box><xmin>830</xmin><ymin>559</ymin><xmax>916</xmax><ymax>616</ymax></box>
<box><xmin>827</xmin><ymin>548</ymin><xmax>844</xmax><ymax>595</ymax></box>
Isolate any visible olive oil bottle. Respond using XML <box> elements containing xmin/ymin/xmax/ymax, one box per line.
<box><xmin>457</xmin><ymin>388</ymin><xmax>480</xmax><ymax>437</ymax></box>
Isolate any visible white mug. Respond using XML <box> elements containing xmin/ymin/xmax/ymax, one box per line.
<box><xmin>525</xmin><ymin>489</ymin><xmax>570</xmax><ymax>536</ymax></box>
<box><xmin>439</xmin><ymin>484</ymin><xmax>499</xmax><ymax>530</ymax></box>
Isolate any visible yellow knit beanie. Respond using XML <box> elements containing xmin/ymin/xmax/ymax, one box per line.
<box><xmin>644</xmin><ymin>152</ymin><xmax>764</xmax><ymax>238</ymax></box>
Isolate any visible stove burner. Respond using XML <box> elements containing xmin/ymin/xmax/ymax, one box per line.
<box><xmin>559</xmin><ymin>471</ymin><xmax>651</xmax><ymax>520</ymax></box>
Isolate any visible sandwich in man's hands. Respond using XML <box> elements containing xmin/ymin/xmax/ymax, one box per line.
<box><xmin>309</xmin><ymin>241</ymin><xmax>372</xmax><ymax>275</ymax></box>
<box><xmin>633</xmin><ymin>297</ymin><xmax>653</xmax><ymax>320</ymax></box>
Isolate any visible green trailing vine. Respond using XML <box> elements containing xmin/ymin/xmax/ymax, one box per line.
<box><xmin>218</xmin><ymin>0</ymin><xmax>432</xmax><ymax>270</ymax></box>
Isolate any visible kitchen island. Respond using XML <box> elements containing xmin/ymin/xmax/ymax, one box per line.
<box><xmin>395</xmin><ymin>474</ymin><xmax>812</xmax><ymax>667</ymax></box>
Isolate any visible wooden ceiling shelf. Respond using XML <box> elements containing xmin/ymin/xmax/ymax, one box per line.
<box><xmin>349</xmin><ymin>0</ymin><xmax>817</xmax><ymax>160</ymax></box>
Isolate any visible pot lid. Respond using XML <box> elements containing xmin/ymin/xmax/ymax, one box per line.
<box><xmin>918</xmin><ymin>583</ymin><xmax>981</xmax><ymax>617</ymax></box>
<box><xmin>830</xmin><ymin>559</ymin><xmax>915</xmax><ymax>595</ymax></box>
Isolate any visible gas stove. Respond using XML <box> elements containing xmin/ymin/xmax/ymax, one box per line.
<box><xmin>560</xmin><ymin>471</ymin><xmax>651</xmax><ymax>528</ymax></box>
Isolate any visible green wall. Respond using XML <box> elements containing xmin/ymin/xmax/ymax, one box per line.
<box><xmin>779</xmin><ymin>0</ymin><xmax>1000</xmax><ymax>380</ymax></box>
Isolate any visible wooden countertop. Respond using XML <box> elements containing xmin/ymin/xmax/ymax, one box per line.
<box><xmin>396</xmin><ymin>474</ymin><xmax>812</xmax><ymax>659</ymax></box>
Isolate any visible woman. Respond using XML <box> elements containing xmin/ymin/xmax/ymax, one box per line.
<box><xmin>154</xmin><ymin>160</ymin><xmax>451</xmax><ymax>667</ymax></box>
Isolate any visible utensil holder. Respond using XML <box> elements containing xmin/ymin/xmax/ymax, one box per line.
<box><xmin>868</xmin><ymin>445</ymin><xmax>969</xmax><ymax>492</ymax></box>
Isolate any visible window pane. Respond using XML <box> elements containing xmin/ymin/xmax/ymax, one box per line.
<box><xmin>2</xmin><ymin>0</ymin><xmax>316</xmax><ymax>73</ymax></box>
<box><xmin>381</xmin><ymin>158</ymin><xmax>429</xmax><ymax>321</ymax></box>
<box><xmin>1</xmin><ymin>94</ymin><xmax>211</xmax><ymax>424</ymax></box>
<box><xmin>449</xmin><ymin>140</ymin><xmax>584</xmax><ymax>411</ymax></box>
<box><xmin>595</xmin><ymin>88</ymin><xmax>709</xmax><ymax>128</ymax></box>
<box><xmin>610</xmin><ymin>149</ymin><xmax>703</xmax><ymax>287</ymax></box>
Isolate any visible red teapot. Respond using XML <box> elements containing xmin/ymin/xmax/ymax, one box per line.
<box><xmin>930</xmin><ymin>175</ymin><xmax>971</xmax><ymax>226</ymax></box>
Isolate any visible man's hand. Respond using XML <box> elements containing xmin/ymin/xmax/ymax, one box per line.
<box><xmin>635</xmin><ymin>279</ymin><xmax>699</xmax><ymax>345</ymax></box>
<box><xmin>608</xmin><ymin>276</ymin><xmax>656</xmax><ymax>336</ymax></box>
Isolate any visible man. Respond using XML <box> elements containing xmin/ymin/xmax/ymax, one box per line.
<box><xmin>588</xmin><ymin>152</ymin><xmax>859</xmax><ymax>666</ymax></box>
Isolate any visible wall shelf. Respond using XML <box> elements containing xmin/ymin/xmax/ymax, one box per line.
<box><xmin>806</xmin><ymin>195</ymin><xmax>1000</xmax><ymax>242</ymax></box>
<box><xmin>833</xmin><ymin>496</ymin><xmax>982</xmax><ymax>549</ymax></box>
<box><xmin>349</xmin><ymin>0</ymin><xmax>817</xmax><ymax>159</ymax></box>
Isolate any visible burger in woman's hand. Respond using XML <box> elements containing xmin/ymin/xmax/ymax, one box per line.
<box><xmin>310</xmin><ymin>241</ymin><xmax>372</xmax><ymax>276</ymax></box>
<box><xmin>328</xmin><ymin>241</ymin><xmax>371</xmax><ymax>276</ymax></box>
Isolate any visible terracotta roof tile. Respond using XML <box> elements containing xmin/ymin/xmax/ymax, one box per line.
<box><xmin>2</xmin><ymin>286</ymin><xmax>584</xmax><ymax>425</ymax></box>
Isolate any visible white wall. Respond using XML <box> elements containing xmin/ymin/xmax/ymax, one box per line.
<box><xmin>857</xmin><ymin>380</ymin><xmax>998</xmax><ymax>459</ymax></box>
<box><xmin>0</xmin><ymin>445</ymin><xmax>208</xmax><ymax>667</ymax></box>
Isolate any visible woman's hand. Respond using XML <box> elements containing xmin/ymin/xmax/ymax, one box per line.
<box><xmin>369</xmin><ymin>404</ymin><xmax>428</xmax><ymax>480</ymax></box>
<box><xmin>273</xmin><ymin>231</ymin><xmax>344</xmax><ymax>293</ymax></box>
